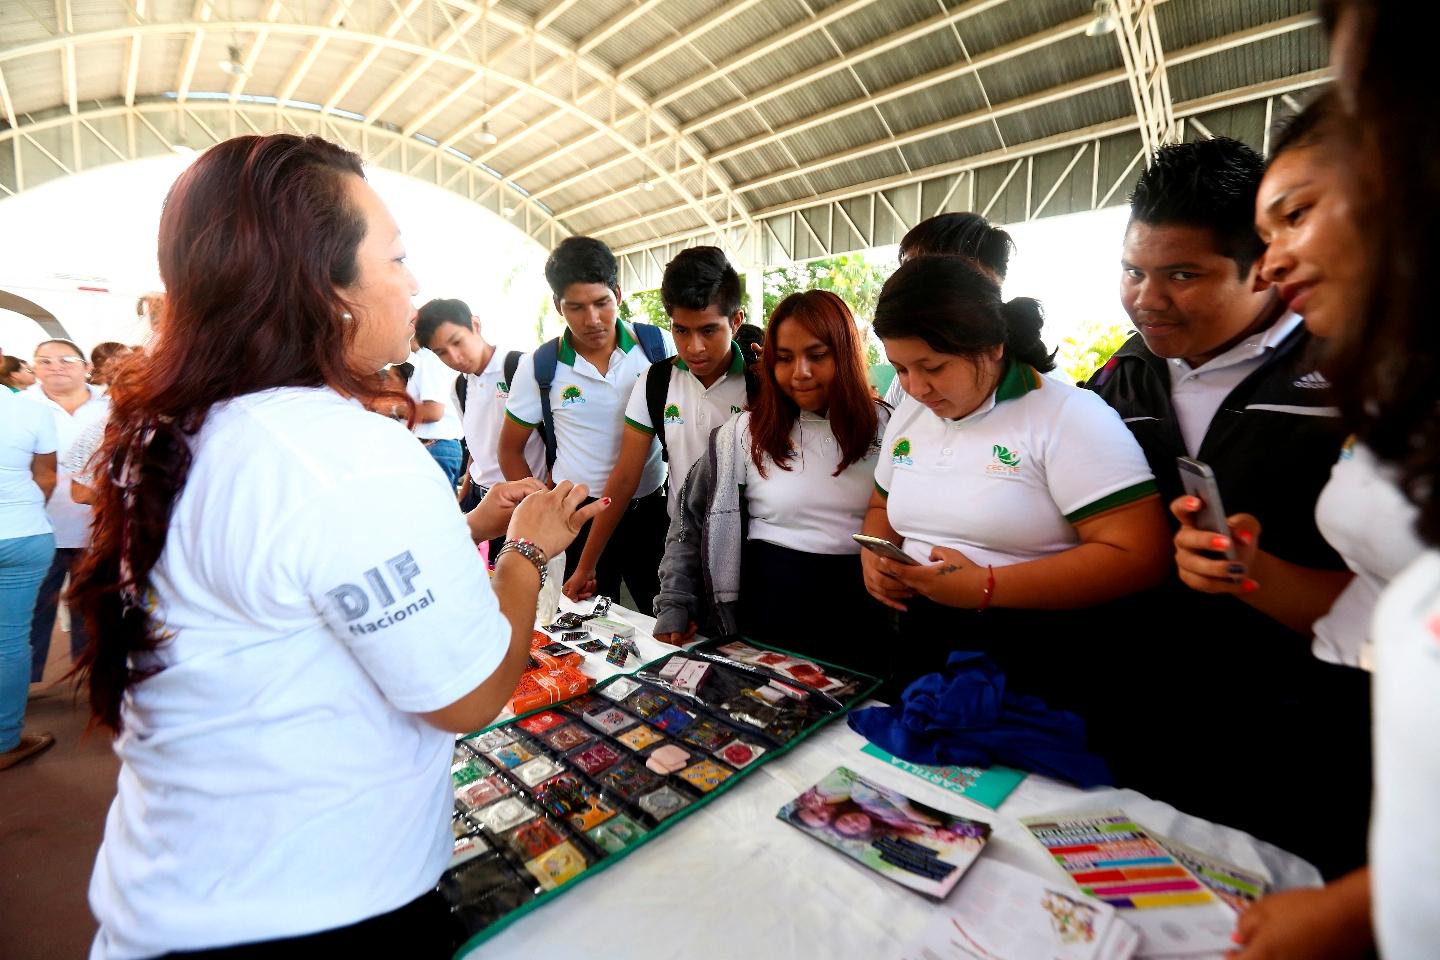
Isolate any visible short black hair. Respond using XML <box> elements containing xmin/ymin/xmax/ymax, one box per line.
<box><xmin>1128</xmin><ymin>137</ymin><xmax>1267</xmax><ymax>276</ymax></box>
<box><xmin>415</xmin><ymin>298</ymin><xmax>473</xmax><ymax>349</ymax></box>
<box><xmin>660</xmin><ymin>246</ymin><xmax>741</xmax><ymax>318</ymax></box>
<box><xmin>899</xmin><ymin>212</ymin><xmax>1015</xmax><ymax>280</ymax></box>
<box><xmin>1268</xmin><ymin>88</ymin><xmax>1341</xmax><ymax>162</ymax></box>
<box><xmin>544</xmin><ymin>236</ymin><xmax>619</xmax><ymax>299</ymax></box>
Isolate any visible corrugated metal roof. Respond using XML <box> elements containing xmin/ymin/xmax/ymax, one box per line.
<box><xmin>0</xmin><ymin>0</ymin><xmax>1325</xmax><ymax>255</ymax></box>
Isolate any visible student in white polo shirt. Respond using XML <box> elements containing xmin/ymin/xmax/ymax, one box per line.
<box><xmin>415</xmin><ymin>298</ymin><xmax>547</xmax><ymax>562</ymax></box>
<box><xmin>403</xmin><ymin>339</ymin><xmax>465</xmax><ymax>487</ymax></box>
<box><xmin>880</xmin><ymin>212</ymin><xmax>1015</xmax><ymax>408</ymax></box>
<box><xmin>861</xmin><ymin>256</ymin><xmax>1170</xmax><ymax>702</ymax></box>
<box><xmin>561</xmin><ymin>247</ymin><xmax>756</xmax><ymax>602</ymax></box>
<box><xmin>654</xmin><ymin>290</ymin><xmax>890</xmax><ymax>672</ymax></box>
<box><xmin>499</xmin><ymin>236</ymin><xmax>673</xmax><ymax>613</ymax></box>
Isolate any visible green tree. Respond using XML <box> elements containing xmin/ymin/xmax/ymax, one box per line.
<box><xmin>893</xmin><ymin>438</ymin><xmax>911</xmax><ymax>458</ymax></box>
<box><xmin>762</xmin><ymin>253</ymin><xmax>891</xmax><ymax>324</ymax></box>
<box><xmin>1055</xmin><ymin>318</ymin><xmax>1134</xmax><ymax>385</ymax></box>
<box><xmin>664</xmin><ymin>403</ymin><xmax>680</xmax><ymax>420</ymax></box>
<box><xmin>562</xmin><ymin>385</ymin><xmax>581</xmax><ymax>402</ymax></box>
<box><xmin>619</xmin><ymin>289</ymin><xmax>669</xmax><ymax>330</ymax></box>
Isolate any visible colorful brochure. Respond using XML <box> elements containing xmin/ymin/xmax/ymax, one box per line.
<box><xmin>1152</xmin><ymin>832</ymin><xmax>1270</xmax><ymax>913</ymax></box>
<box><xmin>860</xmin><ymin>742</ymin><xmax>1026</xmax><ymax>810</ymax></box>
<box><xmin>777</xmin><ymin>766</ymin><xmax>991</xmax><ymax>899</ymax></box>
<box><xmin>898</xmin><ymin>856</ymin><xmax>1139</xmax><ymax>960</ymax></box>
<box><xmin>1021</xmin><ymin>811</ymin><xmax>1237</xmax><ymax>956</ymax></box>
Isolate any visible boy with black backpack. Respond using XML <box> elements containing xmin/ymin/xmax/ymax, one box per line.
<box><xmin>559</xmin><ymin>246</ymin><xmax>758</xmax><ymax>605</ymax></box>
<box><xmin>414</xmin><ymin>297</ymin><xmax>547</xmax><ymax>507</ymax></box>
<box><xmin>500</xmin><ymin>236</ymin><xmax>673</xmax><ymax>613</ymax></box>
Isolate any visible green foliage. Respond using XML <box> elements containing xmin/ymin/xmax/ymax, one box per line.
<box><xmin>562</xmin><ymin>385</ymin><xmax>581</xmax><ymax>401</ymax></box>
<box><xmin>1055</xmin><ymin>317</ymin><xmax>1134</xmax><ymax>385</ymax></box>
<box><xmin>619</xmin><ymin>289</ymin><xmax>670</xmax><ymax>330</ymax></box>
<box><xmin>762</xmin><ymin>253</ymin><xmax>892</xmax><ymax>325</ymax></box>
<box><xmin>893</xmin><ymin>438</ymin><xmax>911</xmax><ymax>457</ymax></box>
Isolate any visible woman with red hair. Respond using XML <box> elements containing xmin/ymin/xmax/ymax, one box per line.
<box><xmin>69</xmin><ymin>134</ymin><xmax>603</xmax><ymax>958</ymax></box>
<box><xmin>653</xmin><ymin>290</ymin><xmax>890</xmax><ymax>672</ymax></box>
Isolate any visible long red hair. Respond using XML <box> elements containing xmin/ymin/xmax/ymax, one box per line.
<box><xmin>70</xmin><ymin>134</ymin><xmax>395</xmax><ymax>733</ymax></box>
<box><xmin>749</xmin><ymin>290</ymin><xmax>879</xmax><ymax>477</ymax></box>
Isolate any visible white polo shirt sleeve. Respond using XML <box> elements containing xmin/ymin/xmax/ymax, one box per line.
<box><xmin>293</xmin><ymin>469</ymin><xmax>510</xmax><ymax>714</ymax></box>
<box><xmin>1044</xmin><ymin>388</ymin><xmax>1156</xmax><ymax>524</ymax></box>
<box><xmin>503</xmin><ymin>351</ymin><xmax>542</xmax><ymax>430</ymax></box>
<box><xmin>623</xmin><ymin>368</ymin><xmax>661</xmax><ymax>436</ymax></box>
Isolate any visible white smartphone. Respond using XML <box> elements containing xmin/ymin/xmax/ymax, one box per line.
<box><xmin>852</xmin><ymin>534</ymin><xmax>921</xmax><ymax>565</ymax></box>
<box><xmin>1176</xmin><ymin>456</ymin><xmax>1238</xmax><ymax>561</ymax></box>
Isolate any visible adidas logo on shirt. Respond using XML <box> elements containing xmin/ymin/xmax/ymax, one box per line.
<box><xmin>1293</xmin><ymin>370</ymin><xmax>1330</xmax><ymax>389</ymax></box>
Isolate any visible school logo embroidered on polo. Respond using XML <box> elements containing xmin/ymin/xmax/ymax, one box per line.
<box><xmin>496</xmin><ymin>380</ymin><xmax>510</xmax><ymax>398</ymax></box>
<box><xmin>663</xmin><ymin>403</ymin><xmax>685</xmax><ymax>425</ymax></box>
<box><xmin>891</xmin><ymin>437</ymin><xmax>914</xmax><ymax>466</ymax></box>
<box><xmin>560</xmin><ymin>384</ymin><xmax>586</xmax><ymax>407</ymax></box>
<box><xmin>730</xmin><ymin>404</ymin><xmax>743</xmax><ymax>414</ymax></box>
<box><xmin>986</xmin><ymin>444</ymin><xmax>1021</xmax><ymax>475</ymax></box>
<box><xmin>1294</xmin><ymin>370</ymin><xmax>1330</xmax><ymax>389</ymax></box>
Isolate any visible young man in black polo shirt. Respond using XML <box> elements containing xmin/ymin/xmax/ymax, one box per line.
<box><xmin>1087</xmin><ymin>138</ymin><xmax>1357</xmax><ymax>877</ymax></box>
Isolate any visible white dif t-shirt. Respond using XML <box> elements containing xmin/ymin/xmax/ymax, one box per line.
<box><xmin>89</xmin><ymin>387</ymin><xmax>510</xmax><ymax>960</ymax></box>
<box><xmin>1370</xmin><ymin>550</ymin><xmax>1440</xmax><ymax>959</ymax></box>
<box><xmin>742</xmin><ymin>406</ymin><xmax>888</xmax><ymax>555</ymax></box>
<box><xmin>1312</xmin><ymin>438</ymin><xmax>1424</xmax><ymax>669</ymax></box>
<box><xmin>406</xmin><ymin>347</ymin><xmax>464</xmax><ymax>441</ymax></box>
<box><xmin>875</xmin><ymin>364</ymin><xmax>1155</xmax><ymax>567</ymax></box>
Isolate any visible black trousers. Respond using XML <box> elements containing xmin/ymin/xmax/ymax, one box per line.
<box><xmin>156</xmin><ymin>890</ymin><xmax>462</xmax><ymax>959</ymax></box>
<box><xmin>736</xmin><ymin>539</ymin><xmax>890</xmax><ymax>679</ymax></box>
<box><xmin>564</xmin><ymin>487</ymin><xmax>667</xmax><ymax>616</ymax></box>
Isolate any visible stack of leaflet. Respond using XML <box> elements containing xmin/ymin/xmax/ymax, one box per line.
<box><xmin>898</xmin><ymin>857</ymin><xmax>1139</xmax><ymax>960</ymax></box>
<box><xmin>1021</xmin><ymin>812</ymin><xmax>1238</xmax><ymax>956</ymax></box>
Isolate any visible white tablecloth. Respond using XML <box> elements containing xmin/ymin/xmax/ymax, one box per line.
<box><xmin>469</xmin><ymin>605</ymin><xmax>1322</xmax><ymax>960</ymax></box>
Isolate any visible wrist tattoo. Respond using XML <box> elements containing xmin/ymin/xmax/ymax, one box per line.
<box><xmin>939</xmin><ymin>563</ymin><xmax>961</xmax><ymax>575</ymax></box>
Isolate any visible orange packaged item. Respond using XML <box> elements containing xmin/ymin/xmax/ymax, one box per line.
<box><xmin>507</xmin><ymin>666</ymin><xmax>593</xmax><ymax>715</ymax></box>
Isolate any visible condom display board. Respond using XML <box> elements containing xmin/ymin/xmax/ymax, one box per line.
<box><xmin>439</xmin><ymin>639</ymin><xmax>881</xmax><ymax>956</ymax></box>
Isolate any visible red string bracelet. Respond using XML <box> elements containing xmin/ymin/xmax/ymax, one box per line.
<box><xmin>977</xmin><ymin>564</ymin><xmax>996</xmax><ymax>612</ymax></box>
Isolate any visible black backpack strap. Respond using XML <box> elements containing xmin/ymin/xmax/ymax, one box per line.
<box><xmin>645</xmin><ymin>359</ymin><xmax>673</xmax><ymax>462</ymax></box>
<box><xmin>632</xmin><ymin>321</ymin><xmax>668</xmax><ymax>363</ymax></box>
<box><xmin>454</xmin><ymin>372</ymin><xmax>468</xmax><ymax>415</ymax></box>
<box><xmin>532</xmin><ymin>338</ymin><xmax>560</xmax><ymax>474</ymax></box>
<box><xmin>503</xmin><ymin>350</ymin><xmax>522</xmax><ymax>393</ymax></box>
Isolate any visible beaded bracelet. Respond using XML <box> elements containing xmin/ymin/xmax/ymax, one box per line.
<box><xmin>496</xmin><ymin>537</ymin><xmax>548</xmax><ymax>585</ymax></box>
<box><xmin>977</xmin><ymin>564</ymin><xmax>996</xmax><ymax>612</ymax></box>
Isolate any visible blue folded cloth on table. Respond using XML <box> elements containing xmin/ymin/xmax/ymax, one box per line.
<box><xmin>847</xmin><ymin>651</ymin><xmax>1112</xmax><ymax>788</ymax></box>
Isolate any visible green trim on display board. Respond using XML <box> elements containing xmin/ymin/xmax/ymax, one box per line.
<box><xmin>448</xmin><ymin>638</ymin><xmax>881</xmax><ymax>957</ymax></box>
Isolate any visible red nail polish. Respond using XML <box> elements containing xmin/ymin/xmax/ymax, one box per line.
<box><xmin>1186</xmin><ymin>497</ymin><xmax>1201</xmax><ymax>510</ymax></box>
<box><xmin>602</xmin><ymin>497</ymin><xmax>612</xmax><ymax>506</ymax></box>
<box><xmin>1237</xmin><ymin>530</ymin><xmax>1254</xmax><ymax>545</ymax></box>
<box><xmin>1211</xmin><ymin>536</ymin><xmax>1229</xmax><ymax>550</ymax></box>
<box><xmin>1242</xmin><ymin>578</ymin><xmax>1258</xmax><ymax>593</ymax></box>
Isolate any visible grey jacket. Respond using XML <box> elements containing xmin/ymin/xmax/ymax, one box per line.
<box><xmin>653</xmin><ymin>413</ymin><xmax>749</xmax><ymax>637</ymax></box>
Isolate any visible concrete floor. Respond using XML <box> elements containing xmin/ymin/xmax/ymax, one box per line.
<box><xmin>0</xmin><ymin>626</ymin><xmax>119</xmax><ymax>960</ymax></box>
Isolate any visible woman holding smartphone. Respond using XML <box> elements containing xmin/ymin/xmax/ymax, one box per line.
<box><xmin>652</xmin><ymin>290</ymin><xmax>890</xmax><ymax>672</ymax></box>
<box><xmin>861</xmin><ymin>256</ymin><xmax>1171</xmax><ymax>704</ymax></box>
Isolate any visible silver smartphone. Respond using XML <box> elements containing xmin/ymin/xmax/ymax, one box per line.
<box><xmin>1176</xmin><ymin>456</ymin><xmax>1237</xmax><ymax>561</ymax></box>
<box><xmin>852</xmin><ymin>534</ymin><xmax>921</xmax><ymax>565</ymax></box>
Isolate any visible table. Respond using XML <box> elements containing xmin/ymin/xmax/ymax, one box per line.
<box><xmin>470</xmin><ymin>604</ymin><xmax>1322</xmax><ymax>959</ymax></box>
